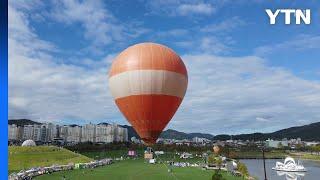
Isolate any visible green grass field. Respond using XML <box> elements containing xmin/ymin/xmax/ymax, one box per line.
<box><xmin>82</xmin><ymin>150</ymin><xmax>134</xmax><ymax>160</ymax></box>
<box><xmin>9</xmin><ymin>146</ymin><xmax>92</xmax><ymax>173</ymax></box>
<box><xmin>35</xmin><ymin>159</ymin><xmax>242</xmax><ymax>180</ymax></box>
<box><xmin>82</xmin><ymin>150</ymin><xmax>206</xmax><ymax>163</ymax></box>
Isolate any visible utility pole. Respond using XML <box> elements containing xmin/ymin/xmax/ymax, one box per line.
<box><xmin>262</xmin><ymin>148</ymin><xmax>267</xmax><ymax>180</ymax></box>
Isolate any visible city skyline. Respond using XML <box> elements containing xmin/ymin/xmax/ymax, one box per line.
<box><xmin>8</xmin><ymin>121</ymin><xmax>129</xmax><ymax>144</ymax></box>
<box><xmin>9</xmin><ymin>1</ymin><xmax>320</xmax><ymax>135</ymax></box>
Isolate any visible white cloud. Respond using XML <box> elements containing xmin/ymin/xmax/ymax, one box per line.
<box><xmin>156</xmin><ymin>29</ymin><xmax>189</xmax><ymax>38</ymax></box>
<box><xmin>256</xmin><ymin>117</ymin><xmax>271</xmax><ymax>122</ymax></box>
<box><xmin>200</xmin><ymin>16</ymin><xmax>246</xmax><ymax>33</ymax></box>
<box><xmin>168</xmin><ymin>54</ymin><xmax>320</xmax><ymax>134</ymax></box>
<box><xmin>199</xmin><ymin>36</ymin><xmax>230</xmax><ymax>54</ymax></box>
<box><xmin>50</xmin><ymin>0</ymin><xmax>119</xmax><ymax>46</ymax></box>
<box><xmin>146</xmin><ymin>0</ymin><xmax>216</xmax><ymax>17</ymax></box>
<box><xmin>9</xmin><ymin>2</ymin><xmax>120</xmax><ymax>124</ymax></box>
<box><xmin>177</xmin><ymin>3</ymin><xmax>215</xmax><ymax>16</ymax></box>
<box><xmin>255</xmin><ymin>34</ymin><xmax>320</xmax><ymax>56</ymax></box>
<box><xmin>165</xmin><ymin>18</ymin><xmax>244</xmax><ymax>54</ymax></box>
<box><xmin>174</xmin><ymin>36</ymin><xmax>233</xmax><ymax>55</ymax></box>
<box><xmin>48</xmin><ymin>0</ymin><xmax>148</xmax><ymax>54</ymax></box>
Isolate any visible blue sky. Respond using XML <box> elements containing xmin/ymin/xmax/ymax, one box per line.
<box><xmin>9</xmin><ymin>0</ymin><xmax>320</xmax><ymax>135</ymax></box>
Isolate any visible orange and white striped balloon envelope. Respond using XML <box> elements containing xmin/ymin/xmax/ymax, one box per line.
<box><xmin>108</xmin><ymin>43</ymin><xmax>188</xmax><ymax>145</ymax></box>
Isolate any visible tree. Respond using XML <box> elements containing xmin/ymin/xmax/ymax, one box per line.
<box><xmin>212</xmin><ymin>170</ymin><xmax>225</xmax><ymax>180</ymax></box>
<box><xmin>228</xmin><ymin>151</ymin><xmax>238</xmax><ymax>159</ymax></box>
<box><xmin>237</xmin><ymin>162</ymin><xmax>249</xmax><ymax>177</ymax></box>
<box><xmin>216</xmin><ymin>157</ymin><xmax>223</xmax><ymax>170</ymax></box>
<box><xmin>312</xmin><ymin>145</ymin><xmax>320</xmax><ymax>155</ymax></box>
<box><xmin>295</xmin><ymin>143</ymin><xmax>303</xmax><ymax>150</ymax></box>
<box><xmin>208</xmin><ymin>154</ymin><xmax>216</xmax><ymax>165</ymax></box>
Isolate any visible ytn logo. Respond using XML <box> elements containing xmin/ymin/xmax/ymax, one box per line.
<box><xmin>266</xmin><ymin>9</ymin><xmax>311</xmax><ymax>25</ymax></box>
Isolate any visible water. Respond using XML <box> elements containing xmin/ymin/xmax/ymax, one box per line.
<box><xmin>240</xmin><ymin>159</ymin><xmax>320</xmax><ymax>180</ymax></box>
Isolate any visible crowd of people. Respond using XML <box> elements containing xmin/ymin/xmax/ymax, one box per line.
<box><xmin>9</xmin><ymin>158</ymin><xmax>113</xmax><ymax>180</ymax></box>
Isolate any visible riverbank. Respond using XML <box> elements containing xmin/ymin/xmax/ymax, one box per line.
<box><xmin>290</xmin><ymin>152</ymin><xmax>320</xmax><ymax>162</ymax></box>
<box><xmin>230</xmin><ymin>150</ymin><xmax>286</xmax><ymax>159</ymax></box>
<box><xmin>230</xmin><ymin>150</ymin><xmax>320</xmax><ymax>162</ymax></box>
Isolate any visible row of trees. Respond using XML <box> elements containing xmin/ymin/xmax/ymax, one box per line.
<box><xmin>65</xmin><ymin>142</ymin><xmax>214</xmax><ymax>153</ymax></box>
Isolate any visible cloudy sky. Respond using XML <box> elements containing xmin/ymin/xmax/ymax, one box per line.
<box><xmin>9</xmin><ymin>0</ymin><xmax>320</xmax><ymax>135</ymax></box>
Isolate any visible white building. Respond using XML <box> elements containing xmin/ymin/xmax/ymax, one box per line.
<box><xmin>23</xmin><ymin>125</ymin><xmax>34</xmax><ymax>140</ymax></box>
<box><xmin>45</xmin><ymin>123</ymin><xmax>57</xmax><ymax>141</ymax></box>
<box><xmin>123</xmin><ymin>128</ymin><xmax>128</xmax><ymax>142</ymax></box>
<box><xmin>67</xmin><ymin>125</ymin><xmax>82</xmax><ymax>143</ymax></box>
<box><xmin>95</xmin><ymin>124</ymin><xmax>113</xmax><ymax>143</ymax></box>
<box><xmin>9</xmin><ymin>123</ymin><xmax>56</xmax><ymax>142</ymax></box>
<box><xmin>33</xmin><ymin>125</ymin><xmax>42</xmax><ymax>141</ymax></box>
<box><xmin>106</xmin><ymin>125</ymin><xmax>114</xmax><ymax>143</ymax></box>
<box><xmin>81</xmin><ymin>124</ymin><xmax>96</xmax><ymax>142</ymax></box>
<box><xmin>8</xmin><ymin>124</ymin><xmax>18</xmax><ymax>140</ymax></box>
<box><xmin>112</xmin><ymin>124</ymin><xmax>128</xmax><ymax>142</ymax></box>
<box><xmin>9</xmin><ymin>122</ymin><xmax>128</xmax><ymax>144</ymax></box>
<box><xmin>40</xmin><ymin>125</ymin><xmax>48</xmax><ymax>142</ymax></box>
<box><xmin>192</xmin><ymin>137</ymin><xmax>210</xmax><ymax>144</ymax></box>
<box><xmin>60</xmin><ymin>125</ymin><xmax>68</xmax><ymax>141</ymax></box>
<box><xmin>59</xmin><ymin>125</ymin><xmax>81</xmax><ymax>143</ymax></box>
<box><xmin>305</xmin><ymin>141</ymin><xmax>319</xmax><ymax>146</ymax></box>
<box><xmin>266</xmin><ymin>139</ymin><xmax>289</xmax><ymax>148</ymax></box>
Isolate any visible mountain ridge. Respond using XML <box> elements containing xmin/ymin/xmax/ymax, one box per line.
<box><xmin>8</xmin><ymin>119</ymin><xmax>320</xmax><ymax>141</ymax></box>
<box><xmin>213</xmin><ymin>122</ymin><xmax>320</xmax><ymax>141</ymax></box>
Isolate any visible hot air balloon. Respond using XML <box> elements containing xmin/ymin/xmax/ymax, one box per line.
<box><xmin>108</xmin><ymin>43</ymin><xmax>188</xmax><ymax>145</ymax></box>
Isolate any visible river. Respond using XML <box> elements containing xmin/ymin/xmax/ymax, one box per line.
<box><xmin>239</xmin><ymin>159</ymin><xmax>320</xmax><ymax>180</ymax></box>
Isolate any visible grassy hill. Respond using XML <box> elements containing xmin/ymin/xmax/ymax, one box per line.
<box><xmin>36</xmin><ymin>159</ymin><xmax>241</xmax><ymax>180</ymax></box>
<box><xmin>9</xmin><ymin>146</ymin><xmax>92</xmax><ymax>173</ymax></box>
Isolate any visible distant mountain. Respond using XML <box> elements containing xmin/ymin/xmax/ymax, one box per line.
<box><xmin>160</xmin><ymin>129</ymin><xmax>214</xmax><ymax>140</ymax></box>
<box><xmin>98</xmin><ymin>122</ymin><xmax>109</xmax><ymax>126</ymax></box>
<box><xmin>269</xmin><ymin>122</ymin><xmax>320</xmax><ymax>141</ymax></box>
<box><xmin>188</xmin><ymin>132</ymin><xmax>215</xmax><ymax>140</ymax></box>
<box><xmin>214</xmin><ymin>122</ymin><xmax>320</xmax><ymax>141</ymax></box>
<box><xmin>8</xmin><ymin>119</ymin><xmax>320</xmax><ymax>141</ymax></box>
<box><xmin>160</xmin><ymin>129</ymin><xmax>188</xmax><ymax>140</ymax></box>
<box><xmin>121</xmin><ymin>127</ymin><xmax>215</xmax><ymax>140</ymax></box>
<box><xmin>8</xmin><ymin>119</ymin><xmax>41</xmax><ymax>126</ymax></box>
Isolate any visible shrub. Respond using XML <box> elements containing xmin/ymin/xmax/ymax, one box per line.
<box><xmin>237</xmin><ymin>162</ymin><xmax>249</xmax><ymax>177</ymax></box>
<box><xmin>212</xmin><ymin>170</ymin><xmax>226</xmax><ymax>180</ymax></box>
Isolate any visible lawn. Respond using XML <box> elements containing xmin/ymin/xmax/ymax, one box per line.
<box><xmin>81</xmin><ymin>150</ymin><xmax>134</xmax><ymax>159</ymax></box>
<box><xmin>35</xmin><ymin>159</ymin><xmax>242</xmax><ymax>180</ymax></box>
<box><xmin>82</xmin><ymin>150</ymin><xmax>206</xmax><ymax>163</ymax></box>
<box><xmin>9</xmin><ymin>146</ymin><xmax>92</xmax><ymax>173</ymax></box>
